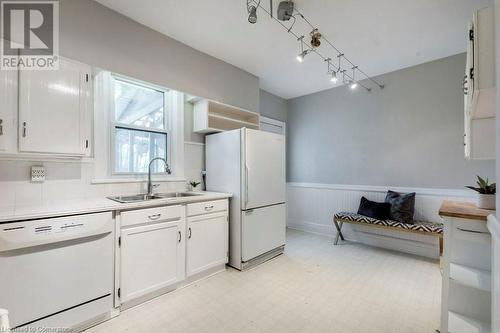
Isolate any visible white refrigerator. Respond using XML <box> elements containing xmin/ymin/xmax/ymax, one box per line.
<box><xmin>206</xmin><ymin>128</ymin><xmax>286</xmax><ymax>270</ymax></box>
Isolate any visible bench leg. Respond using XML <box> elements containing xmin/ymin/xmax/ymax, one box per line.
<box><xmin>334</xmin><ymin>220</ymin><xmax>345</xmax><ymax>245</ymax></box>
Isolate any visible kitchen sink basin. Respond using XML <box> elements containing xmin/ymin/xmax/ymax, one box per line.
<box><xmin>154</xmin><ymin>192</ymin><xmax>202</xmax><ymax>198</ymax></box>
<box><xmin>107</xmin><ymin>192</ymin><xmax>201</xmax><ymax>203</ymax></box>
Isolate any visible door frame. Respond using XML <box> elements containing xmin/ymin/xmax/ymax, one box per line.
<box><xmin>260</xmin><ymin>116</ymin><xmax>286</xmax><ymax>136</ymax></box>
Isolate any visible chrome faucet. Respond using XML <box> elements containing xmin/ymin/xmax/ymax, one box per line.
<box><xmin>147</xmin><ymin>157</ymin><xmax>171</xmax><ymax>196</ymax></box>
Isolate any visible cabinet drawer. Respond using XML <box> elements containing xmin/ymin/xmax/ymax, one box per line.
<box><xmin>452</xmin><ymin>219</ymin><xmax>490</xmax><ymax>243</ymax></box>
<box><xmin>187</xmin><ymin>200</ymin><xmax>227</xmax><ymax>217</ymax></box>
<box><xmin>121</xmin><ymin>205</ymin><xmax>182</xmax><ymax>227</ymax></box>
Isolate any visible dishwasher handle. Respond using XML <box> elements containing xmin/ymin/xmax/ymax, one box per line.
<box><xmin>0</xmin><ymin>212</ymin><xmax>113</xmax><ymax>252</ymax></box>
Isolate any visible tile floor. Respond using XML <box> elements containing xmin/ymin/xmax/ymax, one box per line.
<box><xmin>87</xmin><ymin>229</ymin><xmax>441</xmax><ymax>333</ymax></box>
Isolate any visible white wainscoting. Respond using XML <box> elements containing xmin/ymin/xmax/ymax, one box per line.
<box><xmin>287</xmin><ymin>182</ymin><xmax>475</xmax><ymax>259</ymax></box>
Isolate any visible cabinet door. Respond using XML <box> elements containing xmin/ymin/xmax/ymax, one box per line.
<box><xmin>18</xmin><ymin>57</ymin><xmax>92</xmax><ymax>155</ymax></box>
<box><xmin>186</xmin><ymin>212</ymin><xmax>228</xmax><ymax>277</ymax></box>
<box><xmin>120</xmin><ymin>221</ymin><xmax>180</xmax><ymax>303</ymax></box>
<box><xmin>465</xmin><ymin>21</ymin><xmax>474</xmax><ymax>108</ymax></box>
<box><xmin>0</xmin><ymin>66</ymin><xmax>17</xmax><ymax>152</ymax></box>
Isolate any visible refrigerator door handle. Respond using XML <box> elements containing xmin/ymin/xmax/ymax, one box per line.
<box><xmin>245</xmin><ymin>164</ymin><xmax>249</xmax><ymax>208</ymax></box>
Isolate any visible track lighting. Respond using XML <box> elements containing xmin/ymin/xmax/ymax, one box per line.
<box><xmin>331</xmin><ymin>71</ymin><xmax>338</xmax><ymax>83</ymax></box>
<box><xmin>247</xmin><ymin>0</ymin><xmax>259</xmax><ymax>23</ymax></box>
<box><xmin>244</xmin><ymin>0</ymin><xmax>384</xmax><ymax>92</ymax></box>
<box><xmin>248</xmin><ymin>5</ymin><xmax>257</xmax><ymax>23</ymax></box>
<box><xmin>277</xmin><ymin>1</ymin><xmax>294</xmax><ymax>21</ymax></box>
<box><xmin>350</xmin><ymin>66</ymin><xmax>358</xmax><ymax>89</ymax></box>
<box><xmin>310</xmin><ymin>29</ymin><xmax>321</xmax><ymax>48</ymax></box>
<box><xmin>296</xmin><ymin>36</ymin><xmax>309</xmax><ymax>62</ymax></box>
<box><xmin>325</xmin><ymin>58</ymin><xmax>338</xmax><ymax>83</ymax></box>
<box><xmin>296</xmin><ymin>50</ymin><xmax>309</xmax><ymax>62</ymax></box>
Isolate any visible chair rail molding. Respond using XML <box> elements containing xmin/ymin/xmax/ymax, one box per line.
<box><xmin>286</xmin><ymin>182</ymin><xmax>475</xmax><ymax>259</ymax></box>
<box><xmin>287</xmin><ymin>182</ymin><xmax>473</xmax><ymax>198</ymax></box>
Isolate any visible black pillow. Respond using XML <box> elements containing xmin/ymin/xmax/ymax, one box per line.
<box><xmin>385</xmin><ymin>190</ymin><xmax>416</xmax><ymax>224</ymax></box>
<box><xmin>357</xmin><ymin>197</ymin><xmax>392</xmax><ymax>220</ymax></box>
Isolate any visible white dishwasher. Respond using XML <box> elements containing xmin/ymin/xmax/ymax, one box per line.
<box><xmin>0</xmin><ymin>212</ymin><xmax>114</xmax><ymax>331</ymax></box>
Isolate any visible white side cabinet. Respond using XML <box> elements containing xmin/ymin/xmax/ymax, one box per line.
<box><xmin>487</xmin><ymin>215</ymin><xmax>500</xmax><ymax>333</ymax></box>
<box><xmin>463</xmin><ymin>6</ymin><xmax>495</xmax><ymax>160</ymax></box>
<box><xmin>118</xmin><ymin>205</ymin><xmax>184</xmax><ymax>307</ymax></box>
<box><xmin>439</xmin><ymin>202</ymin><xmax>492</xmax><ymax>333</ymax></box>
<box><xmin>0</xmin><ymin>66</ymin><xmax>17</xmax><ymax>153</ymax></box>
<box><xmin>186</xmin><ymin>200</ymin><xmax>229</xmax><ymax>277</ymax></box>
<box><xmin>18</xmin><ymin>57</ymin><xmax>92</xmax><ymax>156</ymax></box>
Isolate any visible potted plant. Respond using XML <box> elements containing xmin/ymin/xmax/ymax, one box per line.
<box><xmin>466</xmin><ymin>175</ymin><xmax>496</xmax><ymax>209</ymax></box>
<box><xmin>188</xmin><ymin>181</ymin><xmax>201</xmax><ymax>192</ymax></box>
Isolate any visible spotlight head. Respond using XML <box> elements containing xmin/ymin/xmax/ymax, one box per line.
<box><xmin>296</xmin><ymin>50</ymin><xmax>308</xmax><ymax>62</ymax></box>
<box><xmin>248</xmin><ymin>6</ymin><xmax>257</xmax><ymax>24</ymax></box>
<box><xmin>350</xmin><ymin>81</ymin><xmax>358</xmax><ymax>90</ymax></box>
<box><xmin>277</xmin><ymin>1</ymin><xmax>294</xmax><ymax>21</ymax></box>
<box><xmin>330</xmin><ymin>71</ymin><xmax>338</xmax><ymax>83</ymax></box>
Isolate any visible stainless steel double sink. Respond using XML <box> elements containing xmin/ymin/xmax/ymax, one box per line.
<box><xmin>107</xmin><ymin>192</ymin><xmax>201</xmax><ymax>203</ymax></box>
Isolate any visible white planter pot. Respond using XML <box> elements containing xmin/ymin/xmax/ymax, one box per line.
<box><xmin>477</xmin><ymin>193</ymin><xmax>496</xmax><ymax>210</ymax></box>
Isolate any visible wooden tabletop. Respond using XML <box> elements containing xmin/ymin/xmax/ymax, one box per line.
<box><xmin>439</xmin><ymin>200</ymin><xmax>495</xmax><ymax>221</ymax></box>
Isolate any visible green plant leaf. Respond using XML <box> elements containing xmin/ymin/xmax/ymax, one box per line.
<box><xmin>477</xmin><ymin>175</ymin><xmax>488</xmax><ymax>188</ymax></box>
<box><xmin>466</xmin><ymin>186</ymin><xmax>483</xmax><ymax>193</ymax></box>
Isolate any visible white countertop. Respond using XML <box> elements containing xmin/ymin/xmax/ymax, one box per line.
<box><xmin>0</xmin><ymin>191</ymin><xmax>232</xmax><ymax>223</ymax></box>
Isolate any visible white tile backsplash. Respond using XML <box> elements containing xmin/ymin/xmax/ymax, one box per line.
<box><xmin>0</xmin><ymin>160</ymin><xmax>189</xmax><ymax>208</ymax></box>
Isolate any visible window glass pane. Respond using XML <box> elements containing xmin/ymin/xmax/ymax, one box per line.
<box><xmin>114</xmin><ymin>79</ymin><xmax>166</xmax><ymax>130</ymax></box>
<box><xmin>114</xmin><ymin>128</ymin><xmax>167</xmax><ymax>173</ymax></box>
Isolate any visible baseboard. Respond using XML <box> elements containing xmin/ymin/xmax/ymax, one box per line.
<box><xmin>287</xmin><ymin>220</ymin><xmax>334</xmax><ymax>237</ymax></box>
<box><xmin>287</xmin><ymin>220</ymin><xmax>440</xmax><ymax>259</ymax></box>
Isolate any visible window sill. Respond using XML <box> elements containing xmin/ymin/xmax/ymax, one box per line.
<box><xmin>91</xmin><ymin>177</ymin><xmax>186</xmax><ymax>184</ymax></box>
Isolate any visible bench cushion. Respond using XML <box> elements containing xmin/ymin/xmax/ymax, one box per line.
<box><xmin>334</xmin><ymin>212</ymin><xmax>443</xmax><ymax>234</ymax></box>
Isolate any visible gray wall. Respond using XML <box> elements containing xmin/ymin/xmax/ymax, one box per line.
<box><xmin>184</xmin><ymin>99</ymin><xmax>205</xmax><ymax>144</ymax></box>
<box><xmin>496</xmin><ymin>0</ymin><xmax>500</xmax><ymax>209</ymax></box>
<box><xmin>287</xmin><ymin>53</ymin><xmax>495</xmax><ymax>189</ymax></box>
<box><xmin>259</xmin><ymin>90</ymin><xmax>287</xmax><ymax>122</ymax></box>
<box><xmin>59</xmin><ymin>0</ymin><xmax>260</xmax><ymax>113</ymax></box>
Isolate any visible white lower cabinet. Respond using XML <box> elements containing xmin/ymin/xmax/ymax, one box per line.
<box><xmin>120</xmin><ymin>221</ymin><xmax>181</xmax><ymax>304</ymax></box>
<box><xmin>117</xmin><ymin>199</ymin><xmax>229</xmax><ymax>308</ymax></box>
<box><xmin>186</xmin><ymin>211</ymin><xmax>228</xmax><ymax>277</ymax></box>
<box><xmin>118</xmin><ymin>205</ymin><xmax>184</xmax><ymax>306</ymax></box>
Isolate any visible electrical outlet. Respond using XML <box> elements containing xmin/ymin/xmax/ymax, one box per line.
<box><xmin>31</xmin><ymin>166</ymin><xmax>46</xmax><ymax>183</ymax></box>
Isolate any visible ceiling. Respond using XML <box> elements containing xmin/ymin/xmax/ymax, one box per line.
<box><xmin>96</xmin><ymin>0</ymin><xmax>492</xmax><ymax>99</ymax></box>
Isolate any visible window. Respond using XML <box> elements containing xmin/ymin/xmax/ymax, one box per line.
<box><xmin>112</xmin><ymin>77</ymin><xmax>170</xmax><ymax>174</ymax></box>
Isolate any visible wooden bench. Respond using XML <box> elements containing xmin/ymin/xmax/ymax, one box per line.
<box><xmin>333</xmin><ymin>212</ymin><xmax>444</xmax><ymax>254</ymax></box>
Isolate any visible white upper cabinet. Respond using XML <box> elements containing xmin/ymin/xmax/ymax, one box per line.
<box><xmin>18</xmin><ymin>57</ymin><xmax>92</xmax><ymax>156</ymax></box>
<box><xmin>464</xmin><ymin>7</ymin><xmax>495</xmax><ymax>160</ymax></box>
<box><xmin>0</xmin><ymin>66</ymin><xmax>18</xmax><ymax>153</ymax></box>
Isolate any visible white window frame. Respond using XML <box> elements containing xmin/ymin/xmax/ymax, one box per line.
<box><xmin>92</xmin><ymin>70</ymin><xmax>185</xmax><ymax>183</ymax></box>
<box><xmin>110</xmin><ymin>74</ymin><xmax>172</xmax><ymax>175</ymax></box>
